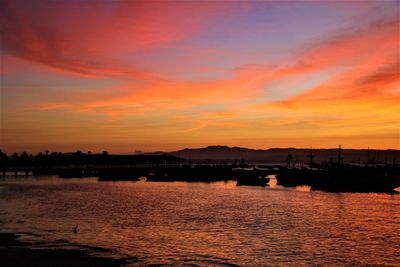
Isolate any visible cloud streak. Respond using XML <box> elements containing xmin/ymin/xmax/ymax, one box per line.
<box><xmin>1</xmin><ymin>0</ymin><xmax>399</xmax><ymax>152</ymax></box>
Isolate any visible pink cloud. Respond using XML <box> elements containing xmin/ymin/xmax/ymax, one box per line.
<box><xmin>0</xmin><ymin>0</ymin><xmax>231</xmax><ymax>78</ymax></box>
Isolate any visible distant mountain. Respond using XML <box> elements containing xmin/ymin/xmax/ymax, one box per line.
<box><xmin>168</xmin><ymin>145</ymin><xmax>400</xmax><ymax>164</ymax></box>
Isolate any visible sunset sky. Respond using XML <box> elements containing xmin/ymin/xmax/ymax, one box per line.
<box><xmin>1</xmin><ymin>0</ymin><xmax>399</xmax><ymax>153</ymax></box>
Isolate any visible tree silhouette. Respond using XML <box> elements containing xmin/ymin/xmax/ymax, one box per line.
<box><xmin>0</xmin><ymin>150</ymin><xmax>7</xmax><ymax>158</ymax></box>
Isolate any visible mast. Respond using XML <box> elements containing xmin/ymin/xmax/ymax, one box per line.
<box><xmin>308</xmin><ymin>147</ymin><xmax>314</xmax><ymax>166</ymax></box>
<box><xmin>286</xmin><ymin>154</ymin><xmax>293</xmax><ymax>168</ymax></box>
<box><xmin>338</xmin><ymin>145</ymin><xmax>342</xmax><ymax>165</ymax></box>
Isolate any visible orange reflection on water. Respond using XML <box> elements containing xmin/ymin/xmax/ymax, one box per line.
<box><xmin>0</xmin><ymin>178</ymin><xmax>399</xmax><ymax>266</ymax></box>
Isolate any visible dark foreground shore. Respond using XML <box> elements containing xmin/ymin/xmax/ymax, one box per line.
<box><xmin>0</xmin><ymin>233</ymin><xmax>130</xmax><ymax>267</ymax></box>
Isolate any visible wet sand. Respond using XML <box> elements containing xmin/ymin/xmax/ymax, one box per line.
<box><xmin>0</xmin><ymin>233</ymin><xmax>128</xmax><ymax>267</ymax></box>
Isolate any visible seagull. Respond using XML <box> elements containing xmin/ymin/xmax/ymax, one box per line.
<box><xmin>73</xmin><ymin>225</ymin><xmax>78</xmax><ymax>234</ymax></box>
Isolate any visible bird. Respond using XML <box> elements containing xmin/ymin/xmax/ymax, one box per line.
<box><xmin>73</xmin><ymin>225</ymin><xmax>78</xmax><ymax>234</ymax></box>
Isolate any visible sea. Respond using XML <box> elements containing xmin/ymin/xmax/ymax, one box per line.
<box><xmin>0</xmin><ymin>176</ymin><xmax>399</xmax><ymax>266</ymax></box>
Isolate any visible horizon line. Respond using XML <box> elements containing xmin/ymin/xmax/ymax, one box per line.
<box><xmin>1</xmin><ymin>145</ymin><xmax>400</xmax><ymax>155</ymax></box>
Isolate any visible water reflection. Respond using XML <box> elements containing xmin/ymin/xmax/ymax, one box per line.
<box><xmin>267</xmin><ymin>175</ymin><xmax>278</xmax><ymax>187</ymax></box>
<box><xmin>295</xmin><ymin>185</ymin><xmax>311</xmax><ymax>192</ymax></box>
<box><xmin>0</xmin><ymin>177</ymin><xmax>399</xmax><ymax>266</ymax></box>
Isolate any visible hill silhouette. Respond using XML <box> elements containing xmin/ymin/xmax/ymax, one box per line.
<box><xmin>167</xmin><ymin>145</ymin><xmax>399</xmax><ymax>163</ymax></box>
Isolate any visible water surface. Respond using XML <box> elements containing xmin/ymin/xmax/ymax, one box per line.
<box><xmin>0</xmin><ymin>176</ymin><xmax>399</xmax><ymax>266</ymax></box>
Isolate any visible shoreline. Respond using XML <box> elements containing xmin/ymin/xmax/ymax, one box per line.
<box><xmin>0</xmin><ymin>233</ymin><xmax>132</xmax><ymax>267</ymax></box>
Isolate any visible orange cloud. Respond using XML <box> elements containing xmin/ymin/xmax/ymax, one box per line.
<box><xmin>4</xmin><ymin>0</ymin><xmax>397</xmax><ymax>118</ymax></box>
<box><xmin>40</xmin><ymin>17</ymin><xmax>398</xmax><ymax>116</ymax></box>
<box><xmin>2</xmin><ymin>1</ymin><xmax>398</xmax><ymax>152</ymax></box>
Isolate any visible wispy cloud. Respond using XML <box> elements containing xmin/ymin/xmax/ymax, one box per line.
<box><xmin>1</xmin><ymin>0</ymin><xmax>398</xmax><ymax>152</ymax></box>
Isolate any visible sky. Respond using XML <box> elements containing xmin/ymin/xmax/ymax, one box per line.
<box><xmin>0</xmin><ymin>0</ymin><xmax>399</xmax><ymax>153</ymax></box>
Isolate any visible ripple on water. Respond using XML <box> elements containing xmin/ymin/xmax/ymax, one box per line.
<box><xmin>0</xmin><ymin>177</ymin><xmax>399</xmax><ymax>266</ymax></box>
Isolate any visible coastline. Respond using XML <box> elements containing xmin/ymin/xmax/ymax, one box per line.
<box><xmin>0</xmin><ymin>233</ymin><xmax>130</xmax><ymax>267</ymax></box>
